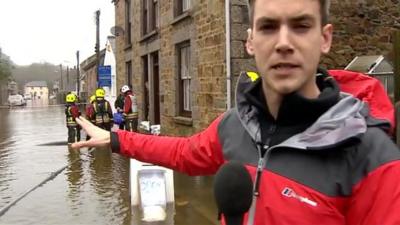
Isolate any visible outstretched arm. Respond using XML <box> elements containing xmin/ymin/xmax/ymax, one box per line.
<box><xmin>71</xmin><ymin>114</ymin><xmax>226</xmax><ymax>175</ymax></box>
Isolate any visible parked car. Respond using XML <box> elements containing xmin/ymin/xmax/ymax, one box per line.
<box><xmin>8</xmin><ymin>94</ymin><xmax>26</xmax><ymax>106</ymax></box>
<box><xmin>24</xmin><ymin>93</ymin><xmax>32</xmax><ymax>100</ymax></box>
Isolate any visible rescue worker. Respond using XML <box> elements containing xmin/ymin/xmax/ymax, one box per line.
<box><xmin>85</xmin><ymin>95</ymin><xmax>96</xmax><ymax>140</ymax></box>
<box><xmin>114</xmin><ymin>88</ymin><xmax>125</xmax><ymax>129</ymax></box>
<box><xmin>65</xmin><ymin>93</ymin><xmax>81</xmax><ymax>144</ymax></box>
<box><xmin>121</xmin><ymin>85</ymin><xmax>138</xmax><ymax>132</ymax></box>
<box><xmin>92</xmin><ymin>88</ymin><xmax>113</xmax><ymax>131</ymax></box>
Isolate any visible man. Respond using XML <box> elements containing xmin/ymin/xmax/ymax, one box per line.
<box><xmin>92</xmin><ymin>88</ymin><xmax>113</xmax><ymax>131</ymax></box>
<box><xmin>72</xmin><ymin>0</ymin><xmax>400</xmax><ymax>224</ymax></box>
<box><xmin>65</xmin><ymin>93</ymin><xmax>81</xmax><ymax>144</ymax></box>
<box><xmin>120</xmin><ymin>85</ymin><xmax>138</xmax><ymax>132</ymax></box>
<box><xmin>114</xmin><ymin>88</ymin><xmax>125</xmax><ymax>129</ymax></box>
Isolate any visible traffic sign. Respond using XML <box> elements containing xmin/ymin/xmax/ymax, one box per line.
<box><xmin>98</xmin><ymin>66</ymin><xmax>111</xmax><ymax>87</ymax></box>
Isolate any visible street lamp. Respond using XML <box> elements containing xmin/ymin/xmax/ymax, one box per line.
<box><xmin>59</xmin><ymin>64</ymin><xmax>63</xmax><ymax>91</ymax></box>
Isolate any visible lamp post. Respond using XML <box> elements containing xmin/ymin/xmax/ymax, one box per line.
<box><xmin>95</xmin><ymin>9</ymin><xmax>100</xmax><ymax>88</ymax></box>
<box><xmin>59</xmin><ymin>64</ymin><xmax>63</xmax><ymax>92</ymax></box>
<box><xmin>76</xmin><ymin>51</ymin><xmax>80</xmax><ymax>98</ymax></box>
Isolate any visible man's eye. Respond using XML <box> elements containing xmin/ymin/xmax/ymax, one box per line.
<box><xmin>294</xmin><ymin>24</ymin><xmax>311</xmax><ymax>30</ymax></box>
<box><xmin>259</xmin><ymin>24</ymin><xmax>276</xmax><ymax>31</ymax></box>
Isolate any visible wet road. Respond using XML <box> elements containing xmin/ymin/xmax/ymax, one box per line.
<box><xmin>0</xmin><ymin>99</ymin><xmax>218</xmax><ymax>225</ymax></box>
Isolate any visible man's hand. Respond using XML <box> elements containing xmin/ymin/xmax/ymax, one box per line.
<box><xmin>71</xmin><ymin>116</ymin><xmax>111</xmax><ymax>149</ymax></box>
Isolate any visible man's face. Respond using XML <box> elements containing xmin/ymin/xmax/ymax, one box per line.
<box><xmin>246</xmin><ymin>0</ymin><xmax>332</xmax><ymax>97</ymax></box>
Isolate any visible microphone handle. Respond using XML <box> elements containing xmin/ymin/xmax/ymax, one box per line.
<box><xmin>225</xmin><ymin>214</ymin><xmax>244</xmax><ymax>225</ymax></box>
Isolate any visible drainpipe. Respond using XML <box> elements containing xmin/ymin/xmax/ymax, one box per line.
<box><xmin>225</xmin><ymin>0</ymin><xmax>232</xmax><ymax>109</ymax></box>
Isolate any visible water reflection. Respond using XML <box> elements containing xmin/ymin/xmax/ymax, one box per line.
<box><xmin>65</xmin><ymin>148</ymin><xmax>84</xmax><ymax>208</ymax></box>
<box><xmin>0</xmin><ymin>104</ymin><xmax>218</xmax><ymax>225</ymax></box>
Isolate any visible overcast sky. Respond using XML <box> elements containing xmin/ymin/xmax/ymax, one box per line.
<box><xmin>0</xmin><ymin>0</ymin><xmax>115</xmax><ymax>66</ymax></box>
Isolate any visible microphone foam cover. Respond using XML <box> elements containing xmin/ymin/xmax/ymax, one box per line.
<box><xmin>213</xmin><ymin>161</ymin><xmax>253</xmax><ymax>216</ymax></box>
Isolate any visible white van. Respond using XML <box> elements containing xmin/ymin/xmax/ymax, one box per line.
<box><xmin>23</xmin><ymin>93</ymin><xmax>32</xmax><ymax>100</ymax></box>
<box><xmin>8</xmin><ymin>94</ymin><xmax>26</xmax><ymax>106</ymax></box>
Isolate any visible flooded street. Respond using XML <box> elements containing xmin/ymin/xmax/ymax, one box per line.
<box><xmin>0</xmin><ymin>100</ymin><xmax>218</xmax><ymax>225</ymax></box>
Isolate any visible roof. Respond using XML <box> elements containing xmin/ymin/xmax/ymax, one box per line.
<box><xmin>25</xmin><ymin>81</ymin><xmax>48</xmax><ymax>87</ymax></box>
<box><xmin>344</xmin><ymin>55</ymin><xmax>393</xmax><ymax>74</ymax></box>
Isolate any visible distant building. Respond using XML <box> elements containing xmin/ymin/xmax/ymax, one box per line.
<box><xmin>80</xmin><ymin>49</ymin><xmax>106</xmax><ymax>102</ymax></box>
<box><xmin>25</xmin><ymin>81</ymin><xmax>48</xmax><ymax>99</ymax></box>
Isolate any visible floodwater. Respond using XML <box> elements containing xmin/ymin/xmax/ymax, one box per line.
<box><xmin>0</xmin><ymin>99</ymin><xmax>218</xmax><ymax>225</ymax></box>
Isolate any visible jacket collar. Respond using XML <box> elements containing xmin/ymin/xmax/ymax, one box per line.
<box><xmin>235</xmin><ymin>69</ymin><xmax>368</xmax><ymax>149</ymax></box>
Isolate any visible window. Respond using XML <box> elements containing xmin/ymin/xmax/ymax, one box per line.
<box><xmin>153</xmin><ymin>0</ymin><xmax>159</xmax><ymax>29</ymax></box>
<box><xmin>125</xmin><ymin>0</ymin><xmax>132</xmax><ymax>45</ymax></box>
<box><xmin>177</xmin><ymin>42</ymin><xmax>191</xmax><ymax>117</ymax></box>
<box><xmin>126</xmin><ymin>61</ymin><xmax>132</xmax><ymax>87</ymax></box>
<box><xmin>142</xmin><ymin>56</ymin><xmax>149</xmax><ymax>121</ymax></box>
<box><xmin>142</xmin><ymin>0</ymin><xmax>158</xmax><ymax>35</ymax></box>
<box><xmin>175</xmin><ymin>0</ymin><xmax>191</xmax><ymax>16</ymax></box>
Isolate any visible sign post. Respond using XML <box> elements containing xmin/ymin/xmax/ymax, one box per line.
<box><xmin>98</xmin><ymin>65</ymin><xmax>111</xmax><ymax>87</ymax></box>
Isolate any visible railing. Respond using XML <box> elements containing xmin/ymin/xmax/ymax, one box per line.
<box><xmin>367</xmin><ymin>72</ymin><xmax>395</xmax><ymax>101</ymax></box>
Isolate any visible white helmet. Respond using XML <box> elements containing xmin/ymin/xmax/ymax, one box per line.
<box><xmin>121</xmin><ymin>85</ymin><xmax>130</xmax><ymax>93</ymax></box>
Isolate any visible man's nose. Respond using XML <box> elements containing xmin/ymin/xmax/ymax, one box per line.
<box><xmin>275</xmin><ymin>26</ymin><xmax>294</xmax><ymax>54</ymax></box>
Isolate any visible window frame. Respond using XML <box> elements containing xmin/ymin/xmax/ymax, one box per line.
<box><xmin>177</xmin><ymin>41</ymin><xmax>191</xmax><ymax>117</ymax></box>
<box><xmin>142</xmin><ymin>0</ymin><xmax>159</xmax><ymax>35</ymax></box>
<box><xmin>125</xmin><ymin>0</ymin><xmax>132</xmax><ymax>45</ymax></box>
<box><xmin>175</xmin><ymin>0</ymin><xmax>191</xmax><ymax>17</ymax></box>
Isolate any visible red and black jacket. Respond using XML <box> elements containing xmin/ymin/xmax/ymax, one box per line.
<box><xmin>111</xmin><ymin>69</ymin><xmax>400</xmax><ymax>224</ymax></box>
<box><xmin>65</xmin><ymin>103</ymin><xmax>80</xmax><ymax>127</ymax></box>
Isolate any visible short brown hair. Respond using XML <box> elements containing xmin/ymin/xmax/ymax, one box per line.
<box><xmin>247</xmin><ymin>0</ymin><xmax>331</xmax><ymax>26</ymax></box>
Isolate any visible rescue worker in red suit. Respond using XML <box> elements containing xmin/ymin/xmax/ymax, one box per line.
<box><xmin>92</xmin><ymin>88</ymin><xmax>113</xmax><ymax>131</ymax></box>
<box><xmin>72</xmin><ymin>0</ymin><xmax>400</xmax><ymax>224</ymax></box>
<box><xmin>65</xmin><ymin>93</ymin><xmax>81</xmax><ymax>144</ymax></box>
<box><xmin>121</xmin><ymin>85</ymin><xmax>138</xmax><ymax>132</ymax></box>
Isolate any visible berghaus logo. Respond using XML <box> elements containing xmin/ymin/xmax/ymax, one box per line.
<box><xmin>281</xmin><ymin>187</ymin><xmax>318</xmax><ymax>207</ymax></box>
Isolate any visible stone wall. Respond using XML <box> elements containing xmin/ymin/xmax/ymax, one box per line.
<box><xmin>189</xmin><ymin>0</ymin><xmax>227</xmax><ymax>131</ymax></box>
<box><xmin>324</xmin><ymin>0</ymin><xmax>400</xmax><ymax>68</ymax></box>
<box><xmin>128</xmin><ymin>0</ymin><xmax>227</xmax><ymax>136</ymax></box>
<box><xmin>230</xmin><ymin>0</ymin><xmax>400</xmax><ymax>70</ymax></box>
<box><xmin>114</xmin><ymin>0</ymin><xmax>127</xmax><ymax>90</ymax></box>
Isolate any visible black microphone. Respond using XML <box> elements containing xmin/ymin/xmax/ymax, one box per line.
<box><xmin>213</xmin><ymin>161</ymin><xmax>253</xmax><ymax>225</ymax></box>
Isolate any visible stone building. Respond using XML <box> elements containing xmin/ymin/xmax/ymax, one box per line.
<box><xmin>24</xmin><ymin>81</ymin><xmax>49</xmax><ymax>99</ymax></box>
<box><xmin>80</xmin><ymin>49</ymin><xmax>106</xmax><ymax>101</ymax></box>
<box><xmin>113</xmin><ymin>0</ymin><xmax>400</xmax><ymax>135</ymax></box>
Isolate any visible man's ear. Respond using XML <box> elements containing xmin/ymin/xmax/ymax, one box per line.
<box><xmin>246</xmin><ymin>28</ymin><xmax>255</xmax><ymax>56</ymax></box>
<box><xmin>321</xmin><ymin>24</ymin><xmax>333</xmax><ymax>54</ymax></box>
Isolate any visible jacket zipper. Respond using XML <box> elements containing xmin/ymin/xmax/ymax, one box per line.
<box><xmin>253</xmin><ymin>123</ymin><xmax>276</xmax><ymax>196</ymax></box>
<box><xmin>247</xmin><ymin>123</ymin><xmax>276</xmax><ymax>225</ymax></box>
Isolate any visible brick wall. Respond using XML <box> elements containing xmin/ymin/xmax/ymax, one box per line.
<box><xmin>323</xmin><ymin>0</ymin><xmax>400</xmax><ymax>68</ymax></box>
<box><xmin>230</xmin><ymin>0</ymin><xmax>400</xmax><ymax>70</ymax></box>
<box><xmin>114</xmin><ymin>0</ymin><xmax>128</xmax><ymax>90</ymax></box>
<box><xmin>128</xmin><ymin>0</ymin><xmax>227</xmax><ymax>136</ymax></box>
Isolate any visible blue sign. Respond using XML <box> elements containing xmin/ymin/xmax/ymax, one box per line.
<box><xmin>98</xmin><ymin>66</ymin><xmax>111</xmax><ymax>87</ymax></box>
